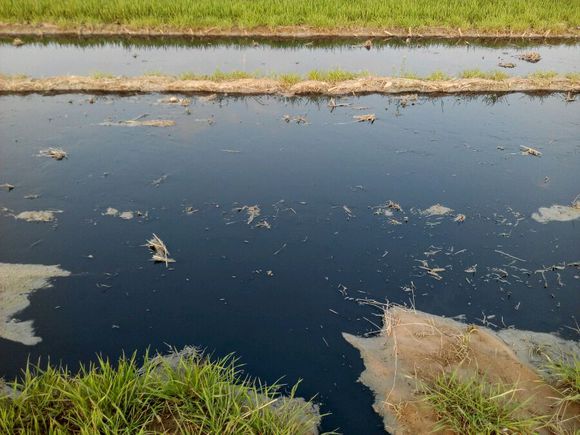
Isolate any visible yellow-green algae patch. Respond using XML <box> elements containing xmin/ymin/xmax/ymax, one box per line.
<box><xmin>0</xmin><ymin>263</ymin><xmax>70</xmax><ymax>345</ymax></box>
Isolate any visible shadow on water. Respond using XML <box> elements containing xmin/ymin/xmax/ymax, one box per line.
<box><xmin>0</xmin><ymin>93</ymin><xmax>578</xmax><ymax>434</ymax></box>
<box><xmin>3</xmin><ymin>35</ymin><xmax>580</xmax><ymax>49</ymax></box>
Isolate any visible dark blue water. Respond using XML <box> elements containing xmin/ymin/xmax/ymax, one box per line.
<box><xmin>0</xmin><ymin>93</ymin><xmax>579</xmax><ymax>434</ymax></box>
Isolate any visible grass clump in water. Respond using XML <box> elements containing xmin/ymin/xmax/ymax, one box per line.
<box><xmin>0</xmin><ymin>350</ymin><xmax>319</xmax><ymax>434</ymax></box>
<box><xmin>459</xmin><ymin>69</ymin><xmax>510</xmax><ymax>81</ymax></box>
<box><xmin>307</xmin><ymin>69</ymin><xmax>368</xmax><ymax>83</ymax></box>
<box><xmin>423</xmin><ymin>372</ymin><xmax>543</xmax><ymax>434</ymax></box>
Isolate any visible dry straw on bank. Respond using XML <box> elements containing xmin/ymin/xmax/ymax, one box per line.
<box><xmin>1</xmin><ymin>73</ymin><xmax>579</xmax><ymax>96</ymax></box>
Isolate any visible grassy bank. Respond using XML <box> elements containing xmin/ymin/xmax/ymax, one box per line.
<box><xmin>0</xmin><ymin>0</ymin><xmax>578</xmax><ymax>34</ymax></box>
<box><xmin>0</xmin><ymin>350</ymin><xmax>319</xmax><ymax>434</ymax></box>
<box><xmin>2</xmin><ymin>72</ymin><xmax>579</xmax><ymax>96</ymax></box>
<box><xmin>118</xmin><ymin>69</ymin><xmax>580</xmax><ymax>83</ymax></box>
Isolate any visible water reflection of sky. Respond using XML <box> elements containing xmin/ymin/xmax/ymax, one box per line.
<box><xmin>0</xmin><ymin>94</ymin><xmax>578</xmax><ymax>434</ymax></box>
<box><xmin>1</xmin><ymin>39</ymin><xmax>579</xmax><ymax>77</ymax></box>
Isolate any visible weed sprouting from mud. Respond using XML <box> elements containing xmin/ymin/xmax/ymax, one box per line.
<box><xmin>423</xmin><ymin>372</ymin><xmax>544</xmax><ymax>433</ymax></box>
<box><xmin>459</xmin><ymin>69</ymin><xmax>510</xmax><ymax>81</ymax></box>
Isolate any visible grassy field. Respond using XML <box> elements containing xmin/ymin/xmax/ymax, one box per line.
<box><xmin>0</xmin><ymin>0</ymin><xmax>578</xmax><ymax>34</ymax></box>
<box><xmin>0</xmin><ymin>351</ymin><xmax>319</xmax><ymax>434</ymax></box>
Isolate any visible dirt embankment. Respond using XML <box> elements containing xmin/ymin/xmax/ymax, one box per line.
<box><xmin>1</xmin><ymin>75</ymin><xmax>578</xmax><ymax>96</ymax></box>
<box><xmin>0</xmin><ymin>23</ymin><xmax>578</xmax><ymax>39</ymax></box>
<box><xmin>343</xmin><ymin>306</ymin><xmax>580</xmax><ymax>434</ymax></box>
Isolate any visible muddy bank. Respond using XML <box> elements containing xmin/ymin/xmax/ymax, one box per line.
<box><xmin>343</xmin><ymin>306</ymin><xmax>580</xmax><ymax>434</ymax></box>
<box><xmin>0</xmin><ymin>23</ymin><xmax>578</xmax><ymax>39</ymax></box>
<box><xmin>0</xmin><ymin>263</ymin><xmax>70</xmax><ymax>345</ymax></box>
<box><xmin>1</xmin><ymin>75</ymin><xmax>578</xmax><ymax>96</ymax></box>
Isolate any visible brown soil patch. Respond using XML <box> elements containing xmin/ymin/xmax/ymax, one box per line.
<box><xmin>343</xmin><ymin>306</ymin><xmax>580</xmax><ymax>434</ymax></box>
<box><xmin>1</xmin><ymin>75</ymin><xmax>578</xmax><ymax>96</ymax></box>
<box><xmin>0</xmin><ymin>23</ymin><xmax>578</xmax><ymax>39</ymax></box>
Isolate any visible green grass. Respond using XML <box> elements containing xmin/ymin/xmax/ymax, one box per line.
<box><xmin>7</xmin><ymin>68</ymin><xmax>578</xmax><ymax>86</ymax></box>
<box><xmin>426</xmin><ymin>70</ymin><xmax>452</xmax><ymax>81</ymax></box>
<box><xmin>179</xmin><ymin>70</ymin><xmax>254</xmax><ymax>81</ymax></box>
<box><xmin>564</xmin><ymin>72</ymin><xmax>580</xmax><ymax>82</ymax></box>
<box><xmin>144</xmin><ymin>70</ymin><xmax>166</xmax><ymax>77</ymax></box>
<box><xmin>177</xmin><ymin>68</ymin><xmax>368</xmax><ymax>84</ymax></box>
<box><xmin>0</xmin><ymin>73</ymin><xmax>28</xmax><ymax>79</ymax></box>
<box><xmin>90</xmin><ymin>71</ymin><xmax>115</xmax><ymax>79</ymax></box>
<box><xmin>277</xmin><ymin>73</ymin><xmax>302</xmax><ymax>87</ymax></box>
<box><xmin>0</xmin><ymin>0</ymin><xmax>577</xmax><ymax>33</ymax></box>
<box><xmin>207</xmin><ymin>69</ymin><xmax>254</xmax><ymax>81</ymax></box>
<box><xmin>545</xmin><ymin>355</ymin><xmax>580</xmax><ymax>405</ymax></box>
<box><xmin>528</xmin><ymin>70</ymin><xmax>559</xmax><ymax>80</ymax></box>
<box><xmin>399</xmin><ymin>71</ymin><xmax>421</xmax><ymax>80</ymax></box>
<box><xmin>423</xmin><ymin>372</ymin><xmax>544</xmax><ymax>434</ymax></box>
<box><xmin>459</xmin><ymin>69</ymin><xmax>510</xmax><ymax>81</ymax></box>
<box><xmin>0</xmin><ymin>351</ymin><xmax>319</xmax><ymax>434</ymax></box>
<box><xmin>306</xmin><ymin>69</ymin><xmax>368</xmax><ymax>82</ymax></box>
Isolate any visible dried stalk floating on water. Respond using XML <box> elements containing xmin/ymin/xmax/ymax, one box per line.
<box><xmin>235</xmin><ymin>205</ymin><xmax>261</xmax><ymax>225</ymax></box>
<box><xmin>327</xmin><ymin>98</ymin><xmax>350</xmax><ymax>110</ymax></box>
<box><xmin>146</xmin><ymin>234</ymin><xmax>175</xmax><ymax>267</ymax></box>
<box><xmin>282</xmin><ymin>115</ymin><xmax>308</xmax><ymax>124</ymax></box>
<box><xmin>0</xmin><ymin>183</ymin><xmax>15</xmax><ymax>191</ymax></box>
<box><xmin>100</xmin><ymin>116</ymin><xmax>176</xmax><ymax>127</ymax></box>
<box><xmin>159</xmin><ymin>96</ymin><xmax>191</xmax><ymax>106</ymax></box>
<box><xmin>520</xmin><ymin>146</ymin><xmax>542</xmax><ymax>157</ymax></box>
<box><xmin>353</xmin><ymin>114</ymin><xmax>376</xmax><ymax>123</ymax></box>
<box><xmin>39</xmin><ymin>148</ymin><xmax>68</xmax><ymax>160</ymax></box>
<box><xmin>518</xmin><ymin>52</ymin><xmax>541</xmax><ymax>63</ymax></box>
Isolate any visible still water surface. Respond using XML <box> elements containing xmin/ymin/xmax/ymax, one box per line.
<box><xmin>1</xmin><ymin>37</ymin><xmax>579</xmax><ymax>77</ymax></box>
<box><xmin>0</xmin><ymin>93</ymin><xmax>579</xmax><ymax>433</ymax></box>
